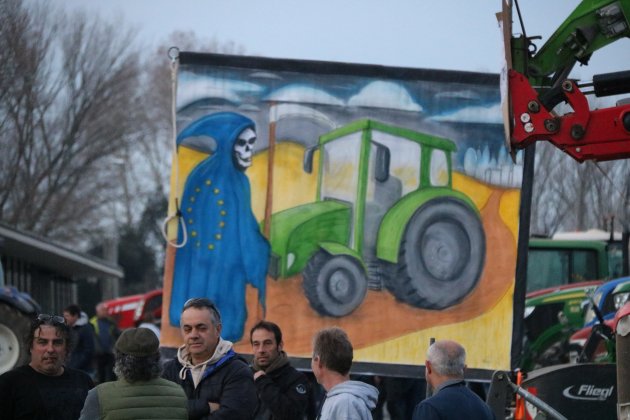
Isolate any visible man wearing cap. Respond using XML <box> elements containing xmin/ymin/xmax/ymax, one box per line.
<box><xmin>162</xmin><ymin>297</ymin><xmax>257</xmax><ymax>419</ymax></box>
<box><xmin>79</xmin><ymin>328</ymin><xmax>188</xmax><ymax>420</ymax></box>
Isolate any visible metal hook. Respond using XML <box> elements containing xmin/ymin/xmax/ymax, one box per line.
<box><xmin>167</xmin><ymin>46</ymin><xmax>180</xmax><ymax>61</ymax></box>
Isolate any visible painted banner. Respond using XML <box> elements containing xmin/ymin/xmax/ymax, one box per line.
<box><xmin>162</xmin><ymin>52</ymin><xmax>522</xmax><ymax>375</ymax></box>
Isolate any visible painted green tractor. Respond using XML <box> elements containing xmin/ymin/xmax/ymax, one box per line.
<box><xmin>268</xmin><ymin>119</ymin><xmax>486</xmax><ymax>317</ymax></box>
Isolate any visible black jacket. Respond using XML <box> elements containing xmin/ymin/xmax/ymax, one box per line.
<box><xmin>68</xmin><ymin>324</ymin><xmax>95</xmax><ymax>371</ymax></box>
<box><xmin>0</xmin><ymin>365</ymin><xmax>93</xmax><ymax>420</ymax></box>
<box><xmin>162</xmin><ymin>353</ymin><xmax>257</xmax><ymax>420</ymax></box>
<box><xmin>253</xmin><ymin>363</ymin><xmax>310</xmax><ymax>420</ymax></box>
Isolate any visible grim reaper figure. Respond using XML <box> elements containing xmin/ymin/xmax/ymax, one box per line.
<box><xmin>169</xmin><ymin>112</ymin><xmax>270</xmax><ymax>341</ymax></box>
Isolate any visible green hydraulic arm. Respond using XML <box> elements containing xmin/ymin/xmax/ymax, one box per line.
<box><xmin>500</xmin><ymin>0</ymin><xmax>630</xmax><ymax>162</ymax></box>
<box><xmin>515</xmin><ymin>0</ymin><xmax>630</xmax><ymax>86</ymax></box>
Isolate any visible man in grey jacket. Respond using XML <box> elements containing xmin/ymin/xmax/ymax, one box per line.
<box><xmin>311</xmin><ymin>327</ymin><xmax>378</xmax><ymax>420</ymax></box>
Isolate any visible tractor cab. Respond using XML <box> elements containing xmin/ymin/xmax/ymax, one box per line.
<box><xmin>269</xmin><ymin>119</ymin><xmax>485</xmax><ymax>317</ymax></box>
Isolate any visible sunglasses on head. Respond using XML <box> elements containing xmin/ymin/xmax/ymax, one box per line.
<box><xmin>36</xmin><ymin>314</ymin><xmax>66</xmax><ymax>324</ymax></box>
<box><xmin>183</xmin><ymin>298</ymin><xmax>221</xmax><ymax>321</ymax></box>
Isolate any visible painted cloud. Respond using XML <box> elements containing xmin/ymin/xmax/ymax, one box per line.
<box><xmin>177</xmin><ymin>73</ymin><xmax>264</xmax><ymax>109</ymax></box>
<box><xmin>430</xmin><ymin>103</ymin><xmax>502</xmax><ymax>124</ymax></box>
<box><xmin>265</xmin><ymin>84</ymin><xmax>344</xmax><ymax>106</ymax></box>
<box><xmin>434</xmin><ymin>89</ymin><xmax>481</xmax><ymax>101</ymax></box>
<box><xmin>348</xmin><ymin>81</ymin><xmax>423</xmax><ymax>112</ymax></box>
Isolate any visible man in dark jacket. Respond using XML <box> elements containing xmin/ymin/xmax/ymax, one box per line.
<box><xmin>162</xmin><ymin>297</ymin><xmax>257</xmax><ymax>419</ymax></box>
<box><xmin>63</xmin><ymin>304</ymin><xmax>95</xmax><ymax>374</ymax></box>
<box><xmin>250</xmin><ymin>320</ymin><xmax>309</xmax><ymax>420</ymax></box>
<box><xmin>412</xmin><ymin>340</ymin><xmax>494</xmax><ymax>420</ymax></box>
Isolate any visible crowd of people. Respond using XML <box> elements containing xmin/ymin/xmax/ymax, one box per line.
<box><xmin>0</xmin><ymin>297</ymin><xmax>495</xmax><ymax>420</ymax></box>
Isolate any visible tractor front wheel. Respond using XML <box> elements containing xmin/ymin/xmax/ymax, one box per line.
<box><xmin>303</xmin><ymin>251</ymin><xmax>367</xmax><ymax>317</ymax></box>
<box><xmin>387</xmin><ymin>197</ymin><xmax>485</xmax><ymax>309</ymax></box>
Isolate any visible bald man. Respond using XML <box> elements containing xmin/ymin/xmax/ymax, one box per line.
<box><xmin>412</xmin><ymin>340</ymin><xmax>494</xmax><ymax>420</ymax></box>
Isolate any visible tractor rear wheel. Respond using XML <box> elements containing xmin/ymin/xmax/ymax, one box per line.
<box><xmin>387</xmin><ymin>197</ymin><xmax>485</xmax><ymax>309</ymax></box>
<box><xmin>0</xmin><ymin>303</ymin><xmax>31</xmax><ymax>374</ymax></box>
<box><xmin>303</xmin><ymin>251</ymin><xmax>367</xmax><ymax>317</ymax></box>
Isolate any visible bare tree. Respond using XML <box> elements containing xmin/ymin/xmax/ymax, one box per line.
<box><xmin>531</xmin><ymin>140</ymin><xmax>630</xmax><ymax>235</ymax></box>
<box><xmin>527</xmin><ymin>91</ymin><xmax>630</xmax><ymax>236</ymax></box>
<box><xmin>0</xmin><ymin>0</ymin><xmax>145</xmax><ymax>245</ymax></box>
<box><xmin>124</xmin><ymin>30</ymin><xmax>247</xmax><ymax>200</ymax></box>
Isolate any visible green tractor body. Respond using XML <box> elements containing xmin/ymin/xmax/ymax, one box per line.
<box><xmin>268</xmin><ymin>119</ymin><xmax>486</xmax><ymax>317</ymax></box>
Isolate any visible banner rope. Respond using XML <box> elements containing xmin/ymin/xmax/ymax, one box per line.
<box><xmin>161</xmin><ymin>47</ymin><xmax>187</xmax><ymax>248</ymax></box>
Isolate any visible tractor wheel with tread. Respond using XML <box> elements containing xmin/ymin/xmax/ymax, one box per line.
<box><xmin>0</xmin><ymin>303</ymin><xmax>31</xmax><ymax>374</ymax></box>
<box><xmin>303</xmin><ymin>251</ymin><xmax>368</xmax><ymax>317</ymax></box>
<box><xmin>386</xmin><ymin>197</ymin><xmax>485</xmax><ymax>309</ymax></box>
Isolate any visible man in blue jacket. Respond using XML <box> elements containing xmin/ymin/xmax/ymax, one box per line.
<box><xmin>412</xmin><ymin>340</ymin><xmax>494</xmax><ymax>420</ymax></box>
<box><xmin>163</xmin><ymin>297</ymin><xmax>257</xmax><ymax>419</ymax></box>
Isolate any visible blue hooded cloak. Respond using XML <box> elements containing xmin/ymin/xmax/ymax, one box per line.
<box><xmin>170</xmin><ymin>112</ymin><xmax>270</xmax><ymax>341</ymax></box>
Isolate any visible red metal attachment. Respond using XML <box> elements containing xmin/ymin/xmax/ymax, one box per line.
<box><xmin>509</xmin><ymin>69</ymin><xmax>630</xmax><ymax>162</ymax></box>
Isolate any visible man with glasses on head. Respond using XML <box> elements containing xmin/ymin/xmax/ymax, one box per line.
<box><xmin>0</xmin><ymin>314</ymin><xmax>94</xmax><ymax>420</ymax></box>
<box><xmin>162</xmin><ymin>297</ymin><xmax>257</xmax><ymax>419</ymax></box>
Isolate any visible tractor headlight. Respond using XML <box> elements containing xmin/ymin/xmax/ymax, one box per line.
<box><xmin>287</xmin><ymin>253</ymin><xmax>296</xmax><ymax>270</ymax></box>
<box><xmin>614</xmin><ymin>292</ymin><xmax>630</xmax><ymax>310</ymax></box>
<box><xmin>524</xmin><ymin>306</ymin><xmax>534</xmax><ymax>318</ymax></box>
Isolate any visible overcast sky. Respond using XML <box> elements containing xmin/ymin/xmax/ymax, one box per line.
<box><xmin>56</xmin><ymin>0</ymin><xmax>628</xmax><ymax>82</ymax></box>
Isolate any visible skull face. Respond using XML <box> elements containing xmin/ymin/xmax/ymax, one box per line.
<box><xmin>233</xmin><ymin>128</ymin><xmax>257</xmax><ymax>171</ymax></box>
